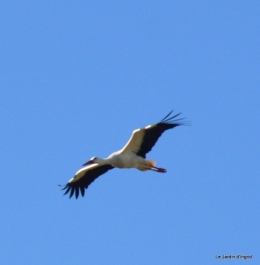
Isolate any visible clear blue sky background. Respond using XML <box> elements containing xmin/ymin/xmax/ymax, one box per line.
<box><xmin>1</xmin><ymin>1</ymin><xmax>259</xmax><ymax>264</ymax></box>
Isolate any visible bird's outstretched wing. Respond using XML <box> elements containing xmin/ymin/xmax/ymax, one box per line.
<box><xmin>121</xmin><ymin>111</ymin><xmax>188</xmax><ymax>158</ymax></box>
<box><xmin>60</xmin><ymin>164</ymin><xmax>114</xmax><ymax>199</ymax></box>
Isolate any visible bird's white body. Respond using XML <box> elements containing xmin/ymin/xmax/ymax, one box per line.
<box><xmin>106</xmin><ymin>151</ymin><xmax>155</xmax><ymax>170</ymax></box>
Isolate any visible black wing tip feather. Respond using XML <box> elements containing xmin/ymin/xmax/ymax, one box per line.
<box><xmin>58</xmin><ymin>183</ymin><xmax>80</xmax><ymax>199</ymax></box>
<box><xmin>160</xmin><ymin>110</ymin><xmax>190</xmax><ymax>126</ymax></box>
<box><xmin>160</xmin><ymin>110</ymin><xmax>174</xmax><ymax>122</ymax></box>
<box><xmin>59</xmin><ymin>183</ymin><xmax>86</xmax><ymax>199</ymax></box>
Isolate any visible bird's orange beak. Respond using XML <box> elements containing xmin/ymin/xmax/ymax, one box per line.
<box><xmin>82</xmin><ymin>160</ymin><xmax>94</xmax><ymax>166</ymax></box>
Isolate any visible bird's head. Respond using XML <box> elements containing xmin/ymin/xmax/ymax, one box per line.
<box><xmin>82</xmin><ymin>156</ymin><xmax>102</xmax><ymax>166</ymax></box>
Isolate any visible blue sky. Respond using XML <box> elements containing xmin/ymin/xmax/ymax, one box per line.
<box><xmin>1</xmin><ymin>1</ymin><xmax>259</xmax><ymax>264</ymax></box>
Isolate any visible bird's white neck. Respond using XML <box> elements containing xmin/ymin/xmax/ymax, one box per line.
<box><xmin>95</xmin><ymin>157</ymin><xmax>111</xmax><ymax>165</ymax></box>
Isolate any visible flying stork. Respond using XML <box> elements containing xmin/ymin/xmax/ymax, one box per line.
<box><xmin>60</xmin><ymin>111</ymin><xmax>188</xmax><ymax>199</ymax></box>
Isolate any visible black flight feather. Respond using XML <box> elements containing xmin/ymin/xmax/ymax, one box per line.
<box><xmin>136</xmin><ymin>111</ymin><xmax>188</xmax><ymax>158</ymax></box>
<box><xmin>60</xmin><ymin>164</ymin><xmax>114</xmax><ymax>199</ymax></box>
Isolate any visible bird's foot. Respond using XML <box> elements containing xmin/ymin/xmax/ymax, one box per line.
<box><xmin>157</xmin><ymin>167</ymin><xmax>166</xmax><ymax>173</ymax></box>
<box><xmin>151</xmin><ymin>167</ymin><xmax>166</xmax><ymax>173</ymax></box>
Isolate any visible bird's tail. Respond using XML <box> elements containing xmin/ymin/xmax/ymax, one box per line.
<box><xmin>146</xmin><ymin>159</ymin><xmax>156</xmax><ymax>167</ymax></box>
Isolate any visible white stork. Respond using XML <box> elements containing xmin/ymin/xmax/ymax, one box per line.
<box><xmin>60</xmin><ymin>111</ymin><xmax>188</xmax><ymax>198</ymax></box>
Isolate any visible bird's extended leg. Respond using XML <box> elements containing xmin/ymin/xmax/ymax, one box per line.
<box><xmin>150</xmin><ymin>166</ymin><xmax>166</xmax><ymax>173</ymax></box>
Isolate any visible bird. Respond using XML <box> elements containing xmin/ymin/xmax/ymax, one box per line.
<box><xmin>60</xmin><ymin>110</ymin><xmax>188</xmax><ymax>199</ymax></box>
